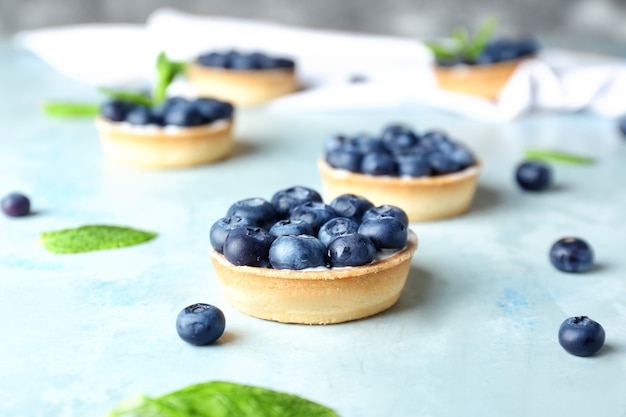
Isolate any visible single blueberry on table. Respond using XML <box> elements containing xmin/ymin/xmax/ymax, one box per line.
<box><xmin>361</xmin><ymin>152</ymin><xmax>398</xmax><ymax>176</ymax></box>
<box><xmin>318</xmin><ymin>217</ymin><xmax>360</xmax><ymax>247</ymax></box>
<box><xmin>269</xmin><ymin>235</ymin><xmax>327</xmax><ymax>270</ymax></box>
<box><xmin>176</xmin><ymin>303</ymin><xmax>226</xmax><ymax>346</ymax></box>
<box><xmin>289</xmin><ymin>201</ymin><xmax>337</xmax><ymax>233</ymax></box>
<box><xmin>210</xmin><ymin>215</ymin><xmax>251</xmax><ymax>253</ymax></box>
<box><xmin>358</xmin><ymin>217</ymin><xmax>408</xmax><ymax>250</ymax></box>
<box><xmin>227</xmin><ymin>197</ymin><xmax>278</xmax><ymax>230</ymax></box>
<box><xmin>558</xmin><ymin>316</ymin><xmax>605</xmax><ymax>357</ymax></box>
<box><xmin>549</xmin><ymin>237</ymin><xmax>594</xmax><ymax>273</ymax></box>
<box><xmin>516</xmin><ymin>160</ymin><xmax>552</xmax><ymax>191</ymax></box>
<box><xmin>270</xmin><ymin>186</ymin><xmax>323</xmax><ymax>218</ymax></box>
<box><xmin>362</xmin><ymin>205</ymin><xmax>409</xmax><ymax>227</ymax></box>
<box><xmin>1</xmin><ymin>192</ymin><xmax>31</xmax><ymax>217</ymax></box>
<box><xmin>329</xmin><ymin>194</ymin><xmax>374</xmax><ymax>222</ymax></box>
<box><xmin>327</xmin><ymin>233</ymin><xmax>377</xmax><ymax>267</ymax></box>
<box><xmin>222</xmin><ymin>226</ymin><xmax>274</xmax><ymax>267</ymax></box>
<box><xmin>268</xmin><ymin>219</ymin><xmax>314</xmax><ymax>238</ymax></box>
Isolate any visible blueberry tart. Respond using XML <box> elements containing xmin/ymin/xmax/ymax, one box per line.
<box><xmin>208</xmin><ymin>186</ymin><xmax>419</xmax><ymax>324</ymax></box>
<box><xmin>186</xmin><ymin>50</ymin><xmax>299</xmax><ymax>106</ymax></box>
<box><xmin>95</xmin><ymin>97</ymin><xmax>234</xmax><ymax>169</ymax></box>
<box><xmin>318</xmin><ymin>124</ymin><xmax>481</xmax><ymax>221</ymax></box>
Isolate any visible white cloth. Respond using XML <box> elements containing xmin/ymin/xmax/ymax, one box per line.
<box><xmin>13</xmin><ymin>8</ymin><xmax>626</xmax><ymax>122</ymax></box>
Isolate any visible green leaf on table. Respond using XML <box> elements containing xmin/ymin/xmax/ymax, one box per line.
<box><xmin>104</xmin><ymin>381</ymin><xmax>340</xmax><ymax>417</ymax></box>
<box><xmin>153</xmin><ymin>52</ymin><xmax>188</xmax><ymax>104</ymax></box>
<box><xmin>98</xmin><ymin>87</ymin><xmax>154</xmax><ymax>106</ymax></box>
<box><xmin>466</xmin><ymin>16</ymin><xmax>498</xmax><ymax>60</ymax></box>
<box><xmin>40</xmin><ymin>225</ymin><xmax>157</xmax><ymax>254</ymax></box>
<box><xmin>524</xmin><ymin>149</ymin><xmax>595</xmax><ymax>165</ymax></box>
<box><xmin>41</xmin><ymin>101</ymin><xmax>100</xmax><ymax>118</ymax></box>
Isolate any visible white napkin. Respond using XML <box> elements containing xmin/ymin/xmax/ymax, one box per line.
<box><xmin>13</xmin><ymin>8</ymin><xmax>626</xmax><ymax>122</ymax></box>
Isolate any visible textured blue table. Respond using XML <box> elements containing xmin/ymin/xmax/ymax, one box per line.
<box><xmin>1</xmin><ymin>44</ymin><xmax>626</xmax><ymax>417</ymax></box>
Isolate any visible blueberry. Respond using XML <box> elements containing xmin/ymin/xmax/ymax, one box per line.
<box><xmin>358</xmin><ymin>217</ymin><xmax>407</xmax><ymax>250</ymax></box>
<box><xmin>289</xmin><ymin>201</ymin><xmax>337</xmax><ymax>233</ymax></box>
<box><xmin>227</xmin><ymin>198</ymin><xmax>278</xmax><ymax>230</ymax></box>
<box><xmin>381</xmin><ymin>124</ymin><xmax>419</xmax><ymax>154</ymax></box>
<box><xmin>194</xmin><ymin>98</ymin><xmax>234</xmax><ymax>121</ymax></box>
<box><xmin>327</xmin><ymin>233</ymin><xmax>377</xmax><ymax>267</ymax></box>
<box><xmin>558</xmin><ymin>316</ymin><xmax>605</xmax><ymax>357</ymax></box>
<box><xmin>273</xmin><ymin>57</ymin><xmax>296</xmax><ymax>69</ymax></box>
<box><xmin>515</xmin><ymin>161</ymin><xmax>552</xmax><ymax>191</ymax></box>
<box><xmin>362</xmin><ymin>205</ymin><xmax>409</xmax><ymax>227</ymax></box>
<box><xmin>318</xmin><ymin>217</ymin><xmax>360</xmax><ymax>247</ymax></box>
<box><xmin>549</xmin><ymin>237</ymin><xmax>594</xmax><ymax>273</ymax></box>
<box><xmin>270</xmin><ymin>186</ymin><xmax>323</xmax><ymax>218</ymax></box>
<box><xmin>268</xmin><ymin>219</ymin><xmax>314</xmax><ymax>238</ymax></box>
<box><xmin>428</xmin><ymin>151</ymin><xmax>461</xmax><ymax>175</ymax></box>
<box><xmin>222</xmin><ymin>226</ymin><xmax>274</xmax><ymax>267</ymax></box>
<box><xmin>324</xmin><ymin>135</ymin><xmax>347</xmax><ymax>153</ymax></box>
<box><xmin>329</xmin><ymin>194</ymin><xmax>374</xmax><ymax>222</ymax></box>
<box><xmin>361</xmin><ymin>152</ymin><xmax>397</xmax><ymax>176</ymax></box>
<box><xmin>618</xmin><ymin>117</ymin><xmax>626</xmax><ymax>137</ymax></box>
<box><xmin>396</xmin><ymin>153</ymin><xmax>432</xmax><ymax>177</ymax></box>
<box><xmin>197</xmin><ymin>52</ymin><xmax>228</xmax><ymax>68</ymax></box>
<box><xmin>348</xmin><ymin>135</ymin><xmax>386</xmax><ymax>154</ymax></box>
<box><xmin>125</xmin><ymin>105</ymin><xmax>159</xmax><ymax>125</ymax></box>
<box><xmin>163</xmin><ymin>102</ymin><xmax>205</xmax><ymax>127</ymax></box>
<box><xmin>176</xmin><ymin>303</ymin><xmax>225</xmax><ymax>346</ymax></box>
<box><xmin>269</xmin><ymin>235</ymin><xmax>327</xmax><ymax>270</ymax></box>
<box><xmin>229</xmin><ymin>53</ymin><xmax>262</xmax><ymax>70</ymax></box>
<box><xmin>1</xmin><ymin>192</ymin><xmax>31</xmax><ymax>217</ymax></box>
<box><xmin>101</xmin><ymin>100</ymin><xmax>132</xmax><ymax>122</ymax></box>
<box><xmin>419</xmin><ymin>130</ymin><xmax>449</xmax><ymax>152</ymax></box>
<box><xmin>210</xmin><ymin>215</ymin><xmax>251</xmax><ymax>253</ymax></box>
<box><xmin>326</xmin><ymin>148</ymin><xmax>363</xmax><ymax>172</ymax></box>
<box><xmin>448</xmin><ymin>144</ymin><xmax>475</xmax><ymax>168</ymax></box>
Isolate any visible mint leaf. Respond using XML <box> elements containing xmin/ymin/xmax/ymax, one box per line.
<box><xmin>42</xmin><ymin>101</ymin><xmax>100</xmax><ymax>118</ymax></box>
<box><xmin>153</xmin><ymin>52</ymin><xmax>187</xmax><ymax>104</ymax></box>
<box><xmin>467</xmin><ymin>16</ymin><xmax>498</xmax><ymax>60</ymax></box>
<box><xmin>104</xmin><ymin>381</ymin><xmax>340</xmax><ymax>417</ymax></box>
<box><xmin>98</xmin><ymin>87</ymin><xmax>153</xmax><ymax>106</ymax></box>
<box><xmin>41</xmin><ymin>225</ymin><xmax>157</xmax><ymax>254</ymax></box>
<box><xmin>424</xmin><ymin>41</ymin><xmax>459</xmax><ymax>61</ymax></box>
<box><xmin>524</xmin><ymin>149</ymin><xmax>595</xmax><ymax>165</ymax></box>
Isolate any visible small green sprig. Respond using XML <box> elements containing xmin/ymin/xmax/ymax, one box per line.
<box><xmin>153</xmin><ymin>52</ymin><xmax>188</xmax><ymax>104</ymax></box>
<box><xmin>524</xmin><ymin>149</ymin><xmax>595</xmax><ymax>165</ymax></box>
<box><xmin>426</xmin><ymin>17</ymin><xmax>498</xmax><ymax>63</ymax></box>
<box><xmin>41</xmin><ymin>101</ymin><xmax>100</xmax><ymax>118</ymax></box>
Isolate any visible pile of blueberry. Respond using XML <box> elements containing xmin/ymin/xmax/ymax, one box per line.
<box><xmin>438</xmin><ymin>38</ymin><xmax>539</xmax><ymax>67</ymax></box>
<box><xmin>197</xmin><ymin>50</ymin><xmax>295</xmax><ymax>71</ymax></box>
<box><xmin>324</xmin><ymin>124</ymin><xmax>476</xmax><ymax>177</ymax></box>
<box><xmin>210</xmin><ymin>186</ymin><xmax>410</xmax><ymax>270</ymax></box>
<box><xmin>101</xmin><ymin>97</ymin><xmax>234</xmax><ymax>127</ymax></box>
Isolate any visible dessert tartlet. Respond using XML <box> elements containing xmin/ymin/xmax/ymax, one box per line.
<box><xmin>95</xmin><ymin>97</ymin><xmax>234</xmax><ymax>169</ymax></box>
<box><xmin>318</xmin><ymin>124</ymin><xmax>481</xmax><ymax>222</ymax></box>
<box><xmin>208</xmin><ymin>187</ymin><xmax>419</xmax><ymax>325</ymax></box>
<box><xmin>186</xmin><ymin>50</ymin><xmax>298</xmax><ymax>106</ymax></box>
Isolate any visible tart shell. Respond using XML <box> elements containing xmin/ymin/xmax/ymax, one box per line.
<box><xmin>209</xmin><ymin>230</ymin><xmax>418</xmax><ymax>325</ymax></box>
<box><xmin>95</xmin><ymin>117</ymin><xmax>233</xmax><ymax>169</ymax></box>
<box><xmin>318</xmin><ymin>158</ymin><xmax>481</xmax><ymax>222</ymax></box>
<box><xmin>186</xmin><ymin>64</ymin><xmax>299</xmax><ymax>106</ymax></box>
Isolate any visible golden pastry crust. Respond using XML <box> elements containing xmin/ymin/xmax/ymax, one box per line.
<box><xmin>209</xmin><ymin>230</ymin><xmax>418</xmax><ymax>325</ymax></box>
<box><xmin>186</xmin><ymin>64</ymin><xmax>299</xmax><ymax>106</ymax></box>
<box><xmin>434</xmin><ymin>57</ymin><xmax>531</xmax><ymax>100</ymax></box>
<box><xmin>318</xmin><ymin>158</ymin><xmax>481</xmax><ymax>222</ymax></box>
<box><xmin>95</xmin><ymin>117</ymin><xmax>233</xmax><ymax>169</ymax></box>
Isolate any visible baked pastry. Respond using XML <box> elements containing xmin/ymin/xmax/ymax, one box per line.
<box><xmin>318</xmin><ymin>124</ymin><xmax>480</xmax><ymax>221</ymax></box>
<box><xmin>208</xmin><ymin>186</ymin><xmax>419</xmax><ymax>325</ymax></box>
<box><xmin>95</xmin><ymin>97</ymin><xmax>234</xmax><ymax>169</ymax></box>
<box><xmin>186</xmin><ymin>50</ymin><xmax>298</xmax><ymax>106</ymax></box>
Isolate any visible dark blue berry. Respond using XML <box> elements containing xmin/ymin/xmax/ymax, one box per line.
<box><xmin>176</xmin><ymin>303</ymin><xmax>225</xmax><ymax>346</ymax></box>
<box><xmin>397</xmin><ymin>153</ymin><xmax>432</xmax><ymax>177</ymax></box>
<box><xmin>358</xmin><ymin>217</ymin><xmax>407</xmax><ymax>250</ymax></box>
<box><xmin>326</xmin><ymin>148</ymin><xmax>363</xmax><ymax>172</ymax></box>
<box><xmin>1</xmin><ymin>192</ymin><xmax>31</xmax><ymax>217</ymax></box>
<box><xmin>324</xmin><ymin>135</ymin><xmax>347</xmax><ymax>153</ymax></box>
<box><xmin>230</xmin><ymin>53</ymin><xmax>263</xmax><ymax>70</ymax></box>
<box><xmin>222</xmin><ymin>226</ymin><xmax>274</xmax><ymax>267</ymax></box>
<box><xmin>329</xmin><ymin>194</ymin><xmax>374</xmax><ymax>222</ymax></box>
<box><xmin>210</xmin><ymin>215</ymin><xmax>251</xmax><ymax>253</ymax></box>
<box><xmin>273</xmin><ymin>57</ymin><xmax>295</xmax><ymax>69</ymax></box>
<box><xmin>361</xmin><ymin>152</ymin><xmax>397</xmax><ymax>176</ymax></box>
<box><xmin>268</xmin><ymin>219</ymin><xmax>314</xmax><ymax>238</ymax></box>
<box><xmin>101</xmin><ymin>100</ymin><xmax>131</xmax><ymax>122</ymax></box>
<box><xmin>194</xmin><ymin>98</ymin><xmax>233</xmax><ymax>121</ymax></box>
<box><xmin>348</xmin><ymin>135</ymin><xmax>386</xmax><ymax>154</ymax></box>
<box><xmin>227</xmin><ymin>198</ymin><xmax>278</xmax><ymax>230</ymax></box>
<box><xmin>197</xmin><ymin>52</ymin><xmax>229</xmax><ymax>67</ymax></box>
<box><xmin>362</xmin><ymin>205</ymin><xmax>409</xmax><ymax>227</ymax></box>
<box><xmin>516</xmin><ymin>161</ymin><xmax>552</xmax><ymax>191</ymax></box>
<box><xmin>125</xmin><ymin>105</ymin><xmax>159</xmax><ymax>125</ymax></box>
<box><xmin>318</xmin><ymin>217</ymin><xmax>360</xmax><ymax>247</ymax></box>
<box><xmin>163</xmin><ymin>102</ymin><xmax>205</xmax><ymax>127</ymax></box>
<box><xmin>269</xmin><ymin>235</ymin><xmax>327</xmax><ymax>270</ymax></box>
<box><xmin>271</xmin><ymin>186</ymin><xmax>323</xmax><ymax>218</ymax></box>
<box><xmin>618</xmin><ymin>117</ymin><xmax>626</xmax><ymax>137</ymax></box>
<box><xmin>448</xmin><ymin>144</ymin><xmax>475</xmax><ymax>168</ymax></box>
<box><xmin>289</xmin><ymin>201</ymin><xmax>337</xmax><ymax>233</ymax></box>
<box><xmin>428</xmin><ymin>151</ymin><xmax>461</xmax><ymax>175</ymax></box>
<box><xmin>327</xmin><ymin>233</ymin><xmax>376</xmax><ymax>267</ymax></box>
<box><xmin>558</xmin><ymin>316</ymin><xmax>605</xmax><ymax>357</ymax></box>
<box><xmin>549</xmin><ymin>237</ymin><xmax>594</xmax><ymax>273</ymax></box>
<box><xmin>381</xmin><ymin>124</ymin><xmax>419</xmax><ymax>154</ymax></box>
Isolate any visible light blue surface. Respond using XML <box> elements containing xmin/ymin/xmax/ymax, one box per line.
<box><xmin>1</xmin><ymin>45</ymin><xmax>626</xmax><ymax>417</ymax></box>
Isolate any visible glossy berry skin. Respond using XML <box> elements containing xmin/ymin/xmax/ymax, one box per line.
<box><xmin>362</xmin><ymin>205</ymin><xmax>409</xmax><ymax>227</ymax></box>
<box><xmin>550</xmin><ymin>237</ymin><xmax>594</xmax><ymax>273</ymax></box>
<box><xmin>268</xmin><ymin>219</ymin><xmax>313</xmax><ymax>238</ymax></box>
<box><xmin>222</xmin><ymin>226</ymin><xmax>274</xmax><ymax>267</ymax></box>
<box><xmin>195</xmin><ymin>98</ymin><xmax>234</xmax><ymax>121</ymax></box>
<box><xmin>163</xmin><ymin>102</ymin><xmax>205</xmax><ymax>127</ymax></box>
<box><xmin>1</xmin><ymin>192</ymin><xmax>31</xmax><ymax>217</ymax></box>
<box><xmin>289</xmin><ymin>201</ymin><xmax>337</xmax><ymax>233</ymax></box>
<box><xmin>328</xmin><ymin>233</ymin><xmax>377</xmax><ymax>267</ymax></box>
<box><xmin>558</xmin><ymin>316</ymin><xmax>605</xmax><ymax>357</ymax></box>
<box><xmin>329</xmin><ymin>194</ymin><xmax>374</xmax><ymax>222</ymax></box>
<box><xmin>126</xmin><ymin>105</ymin><xmax>159</xmax><ymax>125</ymax></box>
<box><xmin>101</xmin><ymin>100</ymin><xmax>131</xmax><ymax>122</ymax></box>
<box><xmin>358</xmin><ymin>217</ymin><xmax>408</xmax><ymax>250</ymax></box>
<box><xmin>361</xmin><ymin>152</ymin><xmax>397</xmax><ymax>176</ymax></box>
<box><xmin>318</xmin><ymin>217</ymin><xmax>359</xmax><ymax>247</ymax></box>
<box><xmin>326</xmin><ymin>148</ymin><xmax>363</xmax><ymax>172</ymax></box>
<box><xmin>210</xmin><ymin>215</ymin><xmax>251</xmax><ymax>253</ymax></box>
<box><xmin>176</xmin><ymin>303</ymin><xmax>225</xmax><ymax>346</ymax></box>
<box><xmin>271</xmin><ymin>186</ymin><xmax>323</xmax><ymax>218</ymax></box>
<box><xmin>269</xmin><ymin>235</ymin><xmax>327</xmax><ymax>270</ymax></box>
<box><xmin>227</xmin><ymin>198</ymin><xmax>278</xmax><ymax>230</ymax></box>
<box><xmin>397</xmin><ymin>153</ymin><xmax>431</xmax><ymax>177</ymax></box>
<box><xmin>515</xmin><ymin>161</ymin><xmax>552</xmax><ymax>191</ymax></box>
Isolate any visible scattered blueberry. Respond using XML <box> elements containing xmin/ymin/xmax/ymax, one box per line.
<box><xmin>227</xmin><ymin>198</ymin><xmax>278</xmax><ymax>230</ymax></box>
<box><xmin>515</xmin><ymin>160</ymin><xmax>552</xmax><ymax>191</ymax></box>
<box><xmin>558</xmin><ymin>316</ymin><xmax>605</xmax><ymax>357</ymax></box>
<box><xmin>549</xmin><ymin>237</ymin><xmax>594</xmax><ymax>273</ymax></box>
<box><xmin>269</xmin><ymin>235</ymin><xmax>327</xmax><ymax>270</ymax></box>
<box><xmin>271</xmin><ymin>186</ymin><xmax>323</xmax><ymax>218</ymax></box>
<box><xmin>176</xmin><ymin>303</ymin><xmax>226</xmax><ymax>346</ymax></box>
<box><xmin>1</xmin><ymin>192</ymin><xmax>31</xmax><ymax>217</ymax></box>
<box><xmin>222</xmin><ymin>226</ymin><xmax>274</xmax><ymax>267</ymax></box>
<box><xmin>329</xmin><ymin>194</ymin><xmax>374</xmax><ymax>222</ymax></box>
<box><xmin>210</xmin><ymin>215</ymin><xmax>251</xmax><ymax>254</ymax></box>
<box><xmin>358</xmin><ymin>217</ymin><xmax>408</xmax><ymax>250</ymax></box>
<box><xmin>327</xmin><ymin>233</ymin><xmax>377</xmax><ymax>268</ymax></box>
<box><xmin>318</xmin><ymin>217</ymin><xmax>359</xmax><ymax>247</ymax></box>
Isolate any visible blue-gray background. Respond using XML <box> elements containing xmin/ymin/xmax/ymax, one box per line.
<box><xmin>1</xmin><ymin>0</ymin><xmax>625</xmax><ymax>51</ymax></box>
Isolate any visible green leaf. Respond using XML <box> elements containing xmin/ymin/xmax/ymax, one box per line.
<box><xmin>153</xmin><ymin>52</ymin><xmax>188</xmax><ymax>104</ymax></box>
<box><xmin>98</xmin><ymin>87</ymin><xmax>154</xmax><ymax>106</ymax></box>
<box><xmin>40</xmin><ymin>225</ymin><xmax>157</xmax><ymax>254</ymax></box>
<box><xmin>467</xmin><ymin>16</ymin><xmax>498</xmax><ymax>60</ymax></box>
<box><xmin>41</xmin><ymin>101</ymin><xmax>100</xmax><ymax>118</ymax></box>
<box><xmin>424</xmin><ymin>41</ymin><xmax>459</xmax><ymax>61</ymax></box>
<box><xmin>524</xmin><ymin>149</ymin><xmax>595</xmax><ymax>165</ymax></box>
<box><xmin>104</xmin><ymin>381</ymin><xmax>340</xmax><ymax>417</ymax></box>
